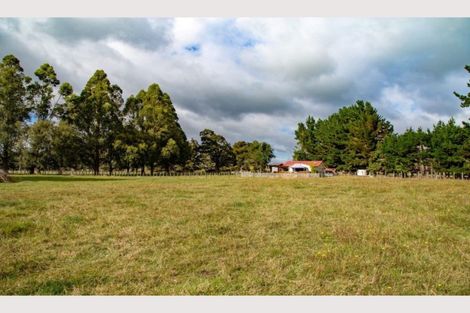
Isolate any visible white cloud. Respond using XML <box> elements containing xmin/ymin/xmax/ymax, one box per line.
<box><xmin>1</xmin><ymin>18</ymin><xmax>469</xmax><ymax>160</ymax></box>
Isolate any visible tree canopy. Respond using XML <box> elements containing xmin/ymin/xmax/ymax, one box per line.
<box><xmin>294</xmin><ymin>100</ymin><xmax>393</xmax><ymax>171</ymax></box>
<box><xmin>1</xmin><ymin>54</ymin><xmax>273</xmax><ymax>174</ymax></box>
<box><xmin>1</xmin><ymin>54</ymin><xmax>469</xmax><ymax>176</ymax></box>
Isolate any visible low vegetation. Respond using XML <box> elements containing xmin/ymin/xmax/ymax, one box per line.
<box><xmin>1</xmin><ymin>175</ymin><xmax>469</xmax><ymax>295</ymax></box>
<box><xmin>0</xmin><ymin>169</ymin><xmax>9</xmax><ymax>182</ymax></box>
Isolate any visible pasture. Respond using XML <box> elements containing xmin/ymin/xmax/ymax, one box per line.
<box><xmin>0</xmin><ymin>175</ymin><xmax>469</xmax><ymax>295</ymax></box>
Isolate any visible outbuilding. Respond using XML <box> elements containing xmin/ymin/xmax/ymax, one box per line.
<box><xmin>357</xmin><ymin>169</ymin><xmax>367</xmax><ymax>176</ymax></box>
<box><xmin>273</xmin><ymin>160</ymin><xmax>325</xmax><ymax>173</ymax></box>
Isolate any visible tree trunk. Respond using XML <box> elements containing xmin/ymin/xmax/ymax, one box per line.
<box><xmin>0</xmin><ymin>169</ymin><xmax>10</xmax><ymax>183</ymax></box>
<box><xmin>93</xmin><ymin>145</ymin><xmax>100</xmax><ymax>175</ymax></box>
<box><xmin>1</xmin><ymin>148</ymin><xmax>9</xmax><ymax>173</ymax></box>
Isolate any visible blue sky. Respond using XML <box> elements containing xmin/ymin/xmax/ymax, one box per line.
<box><xmin>1</xmin><ymin>18</ymin><xmax>469</xmax><ymax>161</ymax></box>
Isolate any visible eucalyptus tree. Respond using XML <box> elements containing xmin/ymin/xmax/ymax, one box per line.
<box><xmin>30</xmin><ymin>63</ymin><xmax>60</xmax><ymax>120</ymax></box>
<box><xmin>0</xmin><ymin>55</ymin><xmax>32</xmax><ymax>172</ymax></box>
<box><xmin>22</xmin><ymin>63</ymin><xmax>61</xmax><ymax>173</ymax></box>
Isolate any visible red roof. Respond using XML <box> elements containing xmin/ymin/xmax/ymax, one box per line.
<box><xmin>279</xmin><ymin>160</ymin><xmax>324</xmax><ymax>168</ymax></box>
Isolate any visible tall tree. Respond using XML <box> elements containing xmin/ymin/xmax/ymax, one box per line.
<box><xmin>293</xmin><ymin>116</ymin><xmax>318</xmax><ymax>160</ymax></box>
<box><xmin>199</xmin><ymin>129</ymin><xmax>235</xmax><ymax>172</ymax></box>
<box><xmin>454</xmin><ymin>65</ymin><xmax>470</xmax><ymax>173</ymax></box>
<box><xmin>0</xmin><ymin>55</ymin><xmax>32</xmax><ymax>172</ymax></box>
<box><xmin>344</xmin><ymin>101</ymin><xmax>393</xmax><ymax>170</ymax></box>
<box><xmin>294</xmin><ymin>100</ymin><xmax>392</xmax><ymax>171</ymax></box>
<box><xmin>454</xmin><ymin>65</ymin><xmax>470</xmax><ymax>111</ymax></box>
<box><xmin>130</xmin><ymin>83</ymin><xmax>189</xmax><ymax>174</ymax></box>
<box><xmin>72</xmin><ymin>70</ymin><xmax>124</xmax><ymax>175</ymax></box>
<box><xmin>31</xmin><ymin>63</ymin><xmax>60</xmax><ymax>120</ymax></box>
<box><xmin>23</xmin><ymin>63</ymin><xmax>62</xmax><ymax>172</ymax></box>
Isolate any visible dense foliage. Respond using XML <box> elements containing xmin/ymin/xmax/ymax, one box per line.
<box><xmin>294</xmin><ymin>66</ymin><xmax>470</xmax><ymax>175</ymax></box>
<box><xmin>0</xmin><ymin>54</ymin><xmax>274</xmax><ymax>174</ymax></box>
<box><xmin>294</xmin><ymin>101</ymin><xmax>393</xmax><ymax>171</ymax></box>
<box><xmin>2</xmin><ymin>53</ymin><xmax>468</xmax><ymax>175</ymax></box>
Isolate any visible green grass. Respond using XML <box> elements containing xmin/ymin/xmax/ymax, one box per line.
<box><xmin>0</xmin><ymin>175</ymin><xmax>469</xmax><ymax>295</ymax></box>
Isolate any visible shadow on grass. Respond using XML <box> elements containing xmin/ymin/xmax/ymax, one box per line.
<box><xmin>11</xmin><ymin>175</ymin><xmax>126</xmax><ymax>183</ymax></box>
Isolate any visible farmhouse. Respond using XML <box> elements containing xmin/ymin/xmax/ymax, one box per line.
<box><xmin>269</xmin><ymin>160</ymin><xmax>325</xmax><ymax>173</ymax></box>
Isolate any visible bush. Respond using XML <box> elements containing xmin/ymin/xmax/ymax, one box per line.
<box><xmin>0</xmin><ymin>169</ymin><xmax>10</xmax><ymax>183</ymax></box>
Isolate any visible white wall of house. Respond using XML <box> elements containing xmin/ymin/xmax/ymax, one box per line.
<box><xmin>288</xmin><ymin>164</ymin><xmax>312</xmax><ymax>172</ymax></box>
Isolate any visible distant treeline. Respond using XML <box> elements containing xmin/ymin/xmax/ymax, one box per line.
<box><xmin>293</xmin><ymin>65</ymin><xmax>470</xmax><ymax>175</ymax></box>
<box><xmin>1</xmin><ymin>53</ymin><xmax>469</xmax><ymax>177</ymax></box>
<box><xmin>0</xmin><ymin>54</ymin><xmax>274</xmax><ymax>175</ymax></box>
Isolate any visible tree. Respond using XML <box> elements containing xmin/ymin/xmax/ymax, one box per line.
<box><xmin>454</xmin><ymin>65</ymin><xmax>470</xmax><ymax>174</ymax></box>
<box><xmin>232</xmin><ymin>141</ymin><xmax>250</xmax><ymax>170</ymax></box>
<box><xmin>52</xmin><ymin>121</ymin><xmax>82</xmax><ymax>172</ymax></box>
<box><xmin>454</xmin><ymin>65</ymin><xmax>470</xmax><ymax>110</ymax></box>
<box><xmin>293</xmin><ymin>116</ymin><xmax>318</xmax><ymax>160</ymax></box>
<box><xmin>22</xmin><ymin>120</ymin><xmax>57</xmax><ymax>173</ymax></box>
<box><xmin>70</xmin><ymin>70</ymin><xmax>124</xmax><ymax>175</ymax></box>
<box><xmin>343</xmin><ymin>101</ymin><xmax>393</xmax><ymax>170</ymax></box>
<box><xmin>30</xmin><ymin>63</ymin><xmax>60</xmax><ymax>120</ymax></box>
<box><xmin>21</xmin><ymin>64</ymin><xmax>62</xmax><ymax>173</ymax></box>
<box><xmin>430</xmin><ymin>119</ymin><xmax>466</xmax><ymax>175</ymax></box>
<box><xmin>294</xmin><ymin>100</ymin><xmax>392</xmax><ymax>171</ymax></box>
<box><xmin>185</xmin><ymin>138</ymin><xmax>201</xmax><ymax>171</ymax></box>
<box><xmin>129</xmin><ymin>83</ymin><xmax>189</xmax><ymax>174</ymax></box>
<box><xmin>199</xmin><ymin>129</ymin><xmax>235</xmax><ymax>172</ymax></box>
<box><xmin>0</xmin><ymin>55</ymin><xmax>32</xmax><ymax>172</ymax></box>
<box><xmin>233</xmin><ymin>140</ymin><xmax>274</xmax><ymax>171</ymax></box>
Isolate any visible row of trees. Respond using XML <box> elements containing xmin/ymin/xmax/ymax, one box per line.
<box><xmin>0</xmin><ymin>54</ymin><xmax>274</xmax><ymax>175</ymax></box>
<box><xmin>294</xmin><ymin>66</ymin><xmax>470</xmax><ymax>175</ymax></box>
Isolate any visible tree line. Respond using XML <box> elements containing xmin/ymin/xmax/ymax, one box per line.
<box><xmin>294</xmin><ymin>65</ymin><xmax>470</xmax><ymax>176</ymax></box>
<box><xmin>0</xmin><ymin>54</ymin><xmax>274</xmax><ymax>175</ymax></box>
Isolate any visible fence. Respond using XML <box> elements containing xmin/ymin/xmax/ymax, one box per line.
<box><xmin>338</xmin><ymin>172</ymin><xmax>469</xmax><ymax>180</ymax></box>
<box><xmin>8</xmin><ymin>169</ymin><xmax>236</xmax><ymax>177</ymax></box>
<box><xmin>240</xmin><ymin>171</ymin><xmax>321</xmax><ymax>178</ymax></box>
<box><xmin>7</xmin><ymin>169</ymin><xmax>469</xmax><ymax>180</ymax></box>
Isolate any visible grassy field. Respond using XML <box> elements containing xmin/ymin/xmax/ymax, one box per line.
<box><xmin>0</xmin><ymin>175</ymin><xmax>469</xmax><ymax>295</ymax></box>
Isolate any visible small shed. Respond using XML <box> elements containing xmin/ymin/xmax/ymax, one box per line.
<box><xmin>357</xmin><ymin>169</ymin><xmax>367</xmax><ymax>176</ymax></box>
<box><xmin>268</xmin><ymin>163</ymin><xmax>281</xmax><ymax>173</ymax></box>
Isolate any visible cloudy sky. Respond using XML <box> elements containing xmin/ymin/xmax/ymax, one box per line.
<box><xmin>1</xmin><ymin>18</ymin><xmax>469</xmax><ymax>160</ymax></box>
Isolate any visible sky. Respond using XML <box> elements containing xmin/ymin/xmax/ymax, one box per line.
<box><xmin>1</xmin><ymin>18</ymin><xmax>469</xmax><ymax>161</ymax></box>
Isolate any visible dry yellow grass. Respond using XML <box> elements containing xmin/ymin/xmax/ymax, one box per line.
<box><xmin>0</xmin><ymin>175</ymin><xmax>469</xmax><ymax>295</ymax></box>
